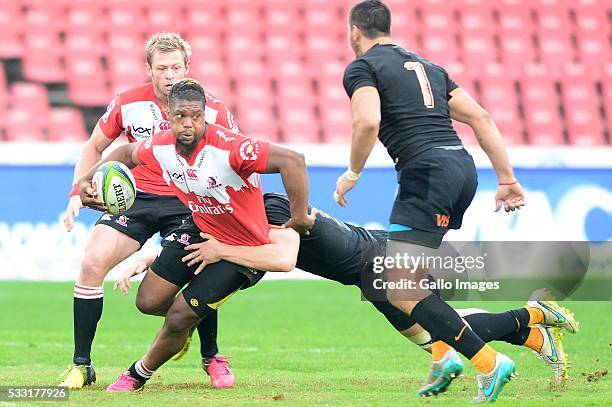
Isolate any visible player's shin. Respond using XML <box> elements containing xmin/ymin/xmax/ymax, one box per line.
<box><xmin>72</xmin><ymin>284</ymin><xmax>104</xmax><ymax>366</ymax></box>
<box><xmin>460</xmin><ymin>308</ymin><xmax>531</xmax><ymax>343</ymax></box>
<box><xmin>198</xmin><ymin>310</ymin><xmax>219</xmax><ymax>359</ymax></box>
<box><xmin>142</xmin><ymin>295</ymin><xmax>203</xmax><ymax>372</ymax></box>
<box><xmin>408</xmin><ymin>294</ymin><xmax>498</xmax><ymax>374</ymax></box>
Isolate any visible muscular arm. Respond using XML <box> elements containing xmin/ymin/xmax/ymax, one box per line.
<box><xmin>71</xmin><ymin>123</ymin><xmax>115</xmax><ymax>183</ymax></box>
<box><xmin>448</xmin><ymin>89</ymin><xmax>516</xmax><ymax>183</ymax></box>
<box><xmin>183</xmin><ymin>227</ymin><xmax>300</xmax><ymax>273</ymax></box>
<box><xmin>213</xmin><ymin>227</ymin><xmax>299</xmax><ymax>272</ymax></box>
<box><xmin>349</xmin><ymin>86</ymin><xmax>381</xmax><ymax>173</ymax></box>
<box><xmin>80</xmin><ymin>141</ymin><xmax>142</xmax><ymax>183</ymax></box>
<box><xmin>333</xmin><ymin>86</ymin><xmax>380</xmax><ymax>207</ymax></box>
<box><xmin>264</xmin><ymin>144</ymin><xmax>311</xmax><ymax>233</ymax></box>
<box><xmin>63</xmin><ymin>124</ymin><xmax>116</xmax><ymax>230</ymax></box>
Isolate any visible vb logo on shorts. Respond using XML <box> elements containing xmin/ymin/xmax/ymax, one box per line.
<box><xmin>436</xmin><ymin>214</ymin><xmax>450</xmax><ymax>227</ymax></box>
<box><xmin>190</xmin><ymin>298</ymin><xmax>199</xmax><ymax>307</ymax></box>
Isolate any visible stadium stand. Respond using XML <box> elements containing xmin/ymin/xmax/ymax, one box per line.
<box><xmin>0</xmin><ymin>0</ymin><xmax>609</xmax><ymax>145</ymax></box>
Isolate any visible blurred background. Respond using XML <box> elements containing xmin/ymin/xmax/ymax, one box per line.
<box><xmin>0</xmin><ymin>0</ymin><xmax>610</xmax><ymax>280</ymax></box>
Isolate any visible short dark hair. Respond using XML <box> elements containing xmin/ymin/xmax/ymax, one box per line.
<box><xmin>349</xmin><ymin>1</ymin><xmax>391</xmax><ymax>39</ymax></box>
<box><xmin>168</xmin><ymin>78</ymin><xmax>206</xmax><ymax>108</ymax></box>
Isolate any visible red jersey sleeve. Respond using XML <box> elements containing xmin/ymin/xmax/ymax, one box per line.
<box><xmin>229</xmin><ymin>136</ymin><xmax>270</xmax><ymax>178</ymax></box>
<box><xmin>98</xmin><ymin>96</ymin><xmax>123</xmax><ymax>139</ymax></box>
<box><xmin>215</xmin><ymin>101</ymin><xmax>240</xmax><ymax>133</ymax></box>
<box><xmin>135</xmin><ymin>137</ymin><xmax>161</xmax><ymax>171</ymax></box>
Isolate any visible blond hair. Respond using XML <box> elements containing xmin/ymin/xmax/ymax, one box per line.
<box><xmin>145</xmin><ymin>32</ymin><xmax>192</xmax><ymax>66</ymax></box>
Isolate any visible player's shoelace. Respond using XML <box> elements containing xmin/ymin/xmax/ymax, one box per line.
<box><xmin>210</xmin><ymin>356</ymin><xmax>232</xmax><ymax>374</ymax></box>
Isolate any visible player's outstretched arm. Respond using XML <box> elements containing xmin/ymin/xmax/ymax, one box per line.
<box><xmin>64</xmin><ymin>123</ymin><xmax>115</xmax><ymax>231</ymax></box>
<box><xmin>183</xmin><ymin>227</ymin><xmax>300</xmax><ymax>275</ymax></box>
<box><xmin>77</xmin><ymin>142</ymin><xmax>143</xmax><ymax>211</ymax></box>
<box><xmin>264</xmin><ymin>144</ymin><xmax>314</xmax><ymax>234</ymax></box>
<box><xmin>448</xmin><ymin>89</ymin><xmax>526</xmax><ymax>212</ymax></box>
<box><xmin>335</xmin><ymin>86</ymin><xmax>381</xmax><ymax>207</ymax></box>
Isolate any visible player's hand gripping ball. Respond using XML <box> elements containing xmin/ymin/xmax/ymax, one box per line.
<box><xmin>92</xmin><ymin>161</ymin><xmax>136</xmax><ymax>215</ymax></box>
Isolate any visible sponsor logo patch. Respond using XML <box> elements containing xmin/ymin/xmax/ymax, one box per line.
<box><xmin>190</xmin><ymin>298</ymin><xmax>199</xmax><ymax>307</ymax></box>
<box><xmin>436</xmin><ymin>214</ymin><xmax>450</xmax><ymax>227</ymax></box>
<box><xmin>158</xmin><ymin>120</ymin><xmax>171</xmax><ymax>131</ymax></box>
<box><xmin>186</xmin><ymin>169</ymin><xmax>198</xmax><ymax>179</ymax></box>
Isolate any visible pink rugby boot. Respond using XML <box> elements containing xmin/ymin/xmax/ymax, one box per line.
<box><xmin>106</xmin><ymin>372</ymin><xmax>144</xmax><ymax>393</ymax></box>
<box><xmin>203</xmin><ymin>355</ymin><xmax>235</xmax><ymax>389</ymax></box>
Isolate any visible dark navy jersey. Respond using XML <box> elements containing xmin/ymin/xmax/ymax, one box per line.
<box><xmin>263</xmin><ymin>193</ymin><xmax>387</xmax><ymax>285</ymax></box>
<box><xmin>343</xmin><ymin>44</ymin><xmax>462</xmax><ymax>167</ymax></box>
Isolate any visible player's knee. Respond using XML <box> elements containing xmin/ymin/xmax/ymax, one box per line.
<box><xmin>164</xmin><ymin>306</ymin><xmax>199</xmax><ymax>336</ymax></box>
<box><xmin>79</xmin><ymin>252</ymin><xmax>112</xmax><ymax>283</ymax></box>
<box><xmin>390</xmin><ymin>299</ymin><xmax>418</xmax><ymax>314</ymax></box>
<box><xmin>135</xmin><ymin>294</ymin><xmax>160</xmax><ymax>315</ymax></box>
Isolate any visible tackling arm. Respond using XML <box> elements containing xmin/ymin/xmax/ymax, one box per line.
<box><xmin>182</xmin><ymin>227</ymin><xmax>300</xmax><ymax>274</ymax></box>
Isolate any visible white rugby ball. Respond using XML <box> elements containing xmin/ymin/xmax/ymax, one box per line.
<box><xmin>92</xmin><ymin>161</ymin><xmax>136</xmax><ymax>215</ymax></box>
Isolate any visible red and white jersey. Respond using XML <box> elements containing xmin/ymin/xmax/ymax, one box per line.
<box><xmin>136</xmin><ymin>123</ymin><xmax>271</xmax><ymax>246</ymax></box>
<box><xmin>98</xmin><ymin>82</ymin><xmax>239</xmax><ymax>195</ymax></box>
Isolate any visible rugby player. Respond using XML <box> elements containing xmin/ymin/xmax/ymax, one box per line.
<box><xmin>77</xmin><ymin>78</ymin><xmax>314</xmax><ymax>392</ymax></box>
<box><xmin>117</xmin><ymin>192</ymin><xmax>575</xmax><ymax>387</ymax></box>
<box><xmin>335</xmin><ymin>1</ymin><xmax>529</xmax><ymax>402</ymax></box>
<box><xmin>60</xmin><ymin>33</ymin><xmax>238</xmax><ymax>389</ymax></box>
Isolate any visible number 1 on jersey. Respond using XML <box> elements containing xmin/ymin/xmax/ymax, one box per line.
<box><xmin>404</xmin><ymin>62</ymin><xmax>435</xmax><ymax>109</ymax></box>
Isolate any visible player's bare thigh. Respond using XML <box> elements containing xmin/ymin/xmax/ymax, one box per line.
<box><xmin>136</xmin><ymin>269</ymin><xmax>181</xmax><ymax>316</ymax></box>
<box><xmin>78</xmin><ymin>224</ymin><xmax>141</xmax><ymax>286</ymax></box>
<box><xmin>385</xmin><ymin>239</ymin><xmax>431</xmax><ymax>313</ymax></box>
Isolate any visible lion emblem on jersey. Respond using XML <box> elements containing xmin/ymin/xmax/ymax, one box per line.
<box><xmin>239</xmin><ymin>140</ymin><xmax>260</xmax><ymax>161</ymax></box>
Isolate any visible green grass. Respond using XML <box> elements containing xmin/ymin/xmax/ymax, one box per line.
<box><xmin>0</xmin><ymin>280</ymin><xmax>610</xmax><ymax>406</ymax></box>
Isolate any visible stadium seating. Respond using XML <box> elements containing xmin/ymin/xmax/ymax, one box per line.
<box><xmin>0</xmin><ymin>0</ymin><xmax>609</xmax><ymax>145</ymax></box>
<box><xmin>47</xmin><ymin>107</ymin><xmax>88</xmax><ymax>142</ymax></box>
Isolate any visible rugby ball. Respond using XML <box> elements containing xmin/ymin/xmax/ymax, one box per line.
<box><xmin>92</xmin><ymin>161</ymin><xmax>136</xmax><ymax>215</ymax></box>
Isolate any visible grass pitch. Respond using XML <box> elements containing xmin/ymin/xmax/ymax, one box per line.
<box><xmin>0</xmin><ymin>280</ymin><xmax>610</xmax><ymax>406</ymax></box>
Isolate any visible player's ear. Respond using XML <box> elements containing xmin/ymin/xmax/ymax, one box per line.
<box><xmin>145</xmin><ymin>62</ymin><xmax>153</xmax><ymax>78</ymax></box>
<box><xmin>184</xmin><ymin>59</ymin><xmax>190</xmax><ymax>75</ymax></box>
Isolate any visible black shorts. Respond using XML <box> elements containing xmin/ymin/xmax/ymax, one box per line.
<box><xmin>151</xmin><ymin>217</ymin><xmax>266</xmax><ymax>316</ymax></box>
<box><xmin>95</xmin><ymin>192</ymin><xmax>190</xmax><ymax>247</ymax></box>
<box><xmin>389</xmin><ymin>147</ymin><xmax>477</xmax><ymax>248</ymax></box>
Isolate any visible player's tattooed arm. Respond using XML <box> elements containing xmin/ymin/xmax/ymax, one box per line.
<box><xmin>77</xmin><ymin>142</ymin><xmax>143</xmax><ymax>211</ymax></box>
<box><xmin>264</xmin><ymin>144</ymin><xmax>315</xmax><ymax>234</ymax></box>
<box><xmin>182</xmin><ymin>227</ymin><xmax>300</xmax><ymax>275</ymax></box>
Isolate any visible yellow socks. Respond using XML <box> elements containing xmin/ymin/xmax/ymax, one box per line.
<box><xmin>432</xmin><ymin>341</ymin><xmax>454</xmax><ymax>361</ymax></box>
<box><xmin>470</xmin><ymin>345</ymin><xmax>498</xmax><ymax>374</ymax></box>
<box><xmin>523</xmin><ymin>327</ymin><xmax>544</xmax><ymax>352</ymax></box>
<box><xmin>526</xmin><ymin>306</ymin><xmax>545</xmax><ymax>325</ymax></box>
